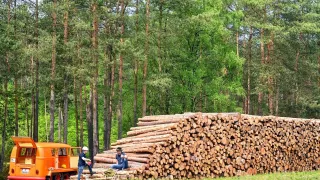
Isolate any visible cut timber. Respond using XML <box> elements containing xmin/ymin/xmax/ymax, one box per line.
<box><xmin>93</xmin><ymin>113</ymin><xmax>320</xmax><ymax>180</ymax></box>
<box><xmin>97</xmin><ymin>153</ymin><xmax>151</xmax><ymax>159</ymax></box>
<box><xmin>128</xmin><ymin>123</ymin><xmax>176</xmax><ymax>136</ymax></box>
<box><xmin>112</xmin><ymin>134</ymin><xmax>171</xmax><ymax>146</ymax></box>
<box><xmin>137</xmin><ymin>118</ymin><xmax>182</xmax><ymax>126</ymax></box>
<box><xmin>94</xmin><ymin>156</ymin><xmax>149</xmax><ymax>163</ymax></box>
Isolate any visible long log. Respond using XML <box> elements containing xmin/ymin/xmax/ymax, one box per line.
<box><xmin>137</xmin><ymin>118</ymin><xmax>183</xmax><ymax>126</ymax></box>
<box><xmin>94</xmin><ymin>156</ymin><xmax>149</xmax><ymax>164</ymax></box>
<box><xmin>128</xmin><ymin>123</ymin><xmax>177</xmax><ymax>135</ymax></box>
<box><xmin>112</xmin><ymin>134</ymin><xmax>171</xmax><ymax>146</ymax></box>
<box><xmin>97</xmin><ymin>153</ymin><xmax>152</xmax><ymax>159</ymax></box>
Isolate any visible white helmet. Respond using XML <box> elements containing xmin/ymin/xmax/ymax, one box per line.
<box><xmin>82</xmin><ymin>146</ymin><xmax>89</xmax><ymax>151</ymax></box>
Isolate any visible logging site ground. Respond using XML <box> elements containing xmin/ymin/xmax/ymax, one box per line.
<box><xmin>211</xmin><ymin>170</ymin><xmax>320</xmax><ymax>180</ymax></box>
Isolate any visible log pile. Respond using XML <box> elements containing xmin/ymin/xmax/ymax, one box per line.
<box><xmin>93</xmin><ymin>113</ymin><xmax>320</xmax><ymax>179</ymax></box>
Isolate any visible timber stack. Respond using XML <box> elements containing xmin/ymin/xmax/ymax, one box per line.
<box><xmin>93</xmin><ymin>113</ymin><xmax>320</xmax><ymax>179</ymax></box>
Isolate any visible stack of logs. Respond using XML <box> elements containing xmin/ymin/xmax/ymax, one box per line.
<box><xmin>93</xmin><ymin>113</ymin><xmax>320</xmax><ymax>179</ymax></box>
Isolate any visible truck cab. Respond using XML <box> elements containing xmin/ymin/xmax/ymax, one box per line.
<box><xmin>8</xmin><ymin>137</ymin><xmax>80</xmax><ymax>180</ymax></box>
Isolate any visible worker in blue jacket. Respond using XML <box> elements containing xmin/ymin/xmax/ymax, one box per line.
<box><xmin>111</xmin><ymin>147</ymin><xmax>129</xmax><ymax>170</ymax></box>
<box><xmin>77</xmin><ymin>146</ymin><xmax>95</xmax><ymax>180</ymax></box>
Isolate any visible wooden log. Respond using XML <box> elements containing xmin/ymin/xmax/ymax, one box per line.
<box><xmin>97</xmin><ymin>153</ymin><xmax>152</xmax><ymax>159</ymax></box>
<box><xmin>135</xmin><ymin>130</ymin><xmax>173</xmax><ymax>138</ymax></box>
<box><xmin>137</xmin><ymin>118</ymin><xmax>183</xmax><ymax>126</ymax></box>
<box><xmin>112</xmin><ymin>134</ymin><xmax>171</xmax><ymax>146</ymax></box>
<box><xmin>128</xmin><ymin>123</ymin><xmax>177</xmax><ymax>136</ymax></box>
<box><xmin>94</xmin><ymin>155</ymin><xmax>149</xmax><ymax>163</ymax></box>
<box><xmin>110</xmin><ymin>142</ymin><xmax>162</xmax><ymax>149</ymax></box>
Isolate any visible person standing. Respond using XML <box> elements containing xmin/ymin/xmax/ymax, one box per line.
<box><xmin>110</xmin><ymin>147</ymin><xmax>129</xmax><ymax>170</ymax></box>
<box><xmin>77</xmin><ymin>146</ymin><xmax>94</xmax><ymax>180</ymax></box>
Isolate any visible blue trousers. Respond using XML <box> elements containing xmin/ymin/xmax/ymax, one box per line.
<box><xmin>111</xmin><ymin>159</ymin><xmax>128</xmax><ymax>170</ymax></box>
<box><xmin>77</xmin><ymin>164</ymin><xmax>93</xmax><ymax>180</ymax></box>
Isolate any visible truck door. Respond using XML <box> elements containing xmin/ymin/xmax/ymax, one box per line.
<box><xmin>70</xmin><ymin>147</ymin><xmax>80</xmax><ymax>168</ymax></box>
<box><xmin>11</xmin><ymin>137</ymin><xmax>37</xmax><ymax>177</ymax></box>
<box><xmin>12</xmin><ymin>136</ymin><xmax>37</xmax><ymax>164</ymax></box>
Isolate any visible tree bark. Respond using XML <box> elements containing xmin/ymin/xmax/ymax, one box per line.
<box><xmin>133</xmin><ymin>0</ymin><xmax>139</xmax><ymax>127</ymax></box>
<box><xmin>50</xmin><ymin>0</ymin><xmax>57</xmax><ymax>142</ymax></box>
<box><xmin>246</xmin><ymin>26</ymin><xmax>253</xmax><ymax>114</ymax></box>
<box><xmin>118</xmin><ymin>0</ymin><xmax>125</xmax><ymax>139</ymax></box>
<box><xmin>33</xmin><ymin>0</ymin><xmax>39</xmax><ymax>142</ymax></box>
<box><xmin>86</xmin><ymin>89</ymin><xmax>94</xmax><ymax>161</ymax></box>
<box><xmin>257</xmin><ymin>28</ymin><xmax>264</xmax><ymax>115</ymax></box>
<box><xmin>267</xmin><ymin>34</ymin><xmax>274</xmax><ymax>115</ymax></box>
<box><xmin>58</xmin><ymin>105</ymin><xmax>62</xmax><ymax>143</ymax></box>
<box><xmin>44</xmin><ymin>94</ymin><xmax>48</xmax><ymax>142</ymax></box>
<box><xmin>92</xmin><ymin>0</ymin><xmax>99</xmax><ymax>156</ymax></box>
<box><xmin>143</xmin><ymin>0</ymin><xmax>150</xmax><ymax>117</ymax></box>
<box><xmin>74</xmin><ymin>75</ymin><xmax>79</xmax><ymax>146</ymax></box>
<box><xmin>63</xmin><ymin>0</ymin><xmax>69</xmax><ymax>144</ymax></box>
<box><xmin>79</xmin><ymin>83</ymin><xmax>84</xmax><ymax>147</ymax></box>
<box><xmin>31</xmin><ymin>55</ymin><xmax>34</xmax><ymax>137</ymax></box>
<box><xmin>109</xmin><ymin>48</ymin><xmax>116</xmax><ymax>147</ymax></box>
<box><xmin>26</xmin><ymin>100</ymin><xmax>29</xmax><ymax>137</ymax></box>
<box><xmin>104</xmin><ymin>59</ymin><xmax>109</xmax><ymax>149</ymax></box>
<box><xmin>158</xmin><ymin>0</ymin><xmax>163</xmax><ymax>72</ymax></box>
<box><xmin>14</xmin><ymin>77</ymin><xmax>19</xmax><ymax>136</ymax></box>
<box><xmin>58</xmin><ymin>104</ymin><xmax>64</xmax><ymax>143</ymax></box>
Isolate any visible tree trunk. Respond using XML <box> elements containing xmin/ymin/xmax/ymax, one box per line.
<box><xmin>26</xmin><ymin>100</ymin><xmax>29</xmax><ymax>137</ymax></box>
<box><xmin>63</xmin><ymin>81</ymin><xmax>69</xmax><ymax>144</ymax></box>
<box><xmin>247</xmin><ymin>26</ymin><xmax>253</xmax><ymax>114</ymax></box>
<box><xmin>118</xmin><ymin>0</ymin><xmax>125</xmax><ymax>140</ymax></box>
<box><xmin>63</xmin><ymin>0</ymin><xmax>69</xmax><ymax>144</ymax></box>
<box><xmin>294</xmin><ymin>33</ymin><xmax>303</xmax><ymax>107</ymax></box>
<box><xmin>257</xmin><ymin>28</ymin><xmax>264</xmax><ymax>115</ymax></box>
<box><xmin>45</xmin><ymin>94</ymin><xmax>48</xmax><ymax>142</ymax></box>
<box><xmin>58</xmin><ymin>105</ymin><xmax>62</xmax><ymax>143</ymax></box>
<box><xmin>79</xmin><ymin>83</ymin><xmax>84</xmax><ymax>147</ymax></box>
<box><xmin>267</xmin><ymin>34</ymin><xmax>274</xmax><ymax>115</ymax></box>
<box><xmin>49</xmin><ymin>0</ymin><xmax>57</xmax><ymax>142</ymax></box>
<box><xmin>275</xmin><ymin>82</ymin><xmax>279</xmax><ymax>116</ymax></box>
<box><xmin>104</xmin><ymin>63</ymin><xmax>109</xmax><ymax>149</ymax></box>
<box><xmin>74</xmin><ymin>76</ymin><xmax>79</xmax><ymax>146</ymax></box>
<box><xmin>109</xmin><ymin>49</ymin><xmax>116</xmax><ymax>148</ymax></box>
<box><xmin>142</xmin><ymin>0</ymin><xmax>150</xmax><ymax>117</ymax></box>
<box><xmin>14</xmin><ymin>0</ymin><xmax>18</xmax><ymax>136</ymax></box>
<box><xmin>92</xmin><ymin>0</ymin><xmax>99</xmax><ymax>157</ymax></box>
<box><xmin>158</xmin><ymin>0</ymin><xmax>163</xmax><ymax>72</ymax></box>
<box><xmin>86</xmin><ymin>89</ymin><xmax>94</xmax><ymax>161</ymax></box>
<box><xmin>33</xmin><ymin>0</ymin><xmax>39</xmax><ymax>142</ymax></box>
<box><xmin>133</xmin><ymin>0</ymin><xmax>139</xmax><ymax>127</ymax></box>
<box><xmin>14</xmin><ymin>77</ymin><xmax>19</xmax><ymax>136</ymax></box>
<box><xmin>31</xmin><ymin>55</ymin><xmax>34</xmax><ymax>138</ymax></box>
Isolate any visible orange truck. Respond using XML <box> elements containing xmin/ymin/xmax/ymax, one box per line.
<box><xmin>8</xmin><ymin>136</ymin><xmax>80</xmax><ymax>180</ymax></box>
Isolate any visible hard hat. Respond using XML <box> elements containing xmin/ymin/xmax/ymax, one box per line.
<box><xmin>61</xmin><ymin>164</ymin><xmax>66</xmax><ymax>168</ymax></box>
<box><xmin>82</xmin><ymin>146</ymin><xmax>89</xmax><ymax>151</ymax></box>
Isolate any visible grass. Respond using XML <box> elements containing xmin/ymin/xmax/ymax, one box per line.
<box><xmin>204</xmin><ymin>171</ymin><xmax>320</xmax><ymax>180</ymax></box>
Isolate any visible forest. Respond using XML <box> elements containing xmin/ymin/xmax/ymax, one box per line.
<box><xmin>0</xmin><ymin>0</ymin><xmax>319</xmax><ymax>176</ymax></box>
